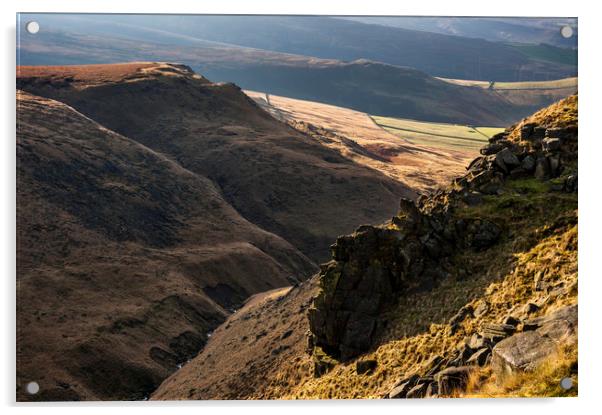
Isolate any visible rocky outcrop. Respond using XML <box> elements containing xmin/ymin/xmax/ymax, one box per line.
<box><xmin>308</xmin><ymin>195</ymin><xmax>503</xmax><ymax>360</ymax></box>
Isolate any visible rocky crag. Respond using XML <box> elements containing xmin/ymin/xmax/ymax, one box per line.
<box><xmin>307</xmin><ymin>95</ymin><xmax>578</xmax><ymax>397</ymax></box>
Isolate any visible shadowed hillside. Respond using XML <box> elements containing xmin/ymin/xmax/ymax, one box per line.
<box><xmin>17</xmin><ymin>63</ymin><xmax>412</xmax><ymax>263</ymax></box>
<box><xmin>16</xmin><ymin>89</ymin><xmax>315</xmax><ymax>401</ymax></box>
<box><xmin>16</xmin><ymin>62</ymin><xmax>423</xmax><ymax>401</ymax></box>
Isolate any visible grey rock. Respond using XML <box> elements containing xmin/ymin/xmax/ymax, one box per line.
<box><xmin>520</xmin><ymin>155</ymin><xmax>536</xmax><ymax>172</ymax></box>
<box><xmin>502</xmin><ymin>316</ymin><xmax>521</xmax><ymax>326</ymax></box>
<box><xmin>492</xmin><ymin>305</ymin><xmax>577</xmax><ymax>379</ymax></box>
<box><xmin>489</xmin><ymin>131</ymin><xmax>510</xmax><ymax>143</ymax></box>
<box><xmin>466</xmin><ymin>348</ymin><xmax>491</xmax><ymax>367</ymax></box>
<box><xmin>423</xmin><ymin>355</ymin><xmax>446</xmax><ymax>376</ymax></box>
<box><xmin>565</xmin><ymin>173</ymin><xmax>578</xmax><ymax>192</ymax></box>
<box><xmin>492</xmin><ymin>331</ymin><xmax>556</xmax><ymax>377</ymax></box>
<box><xmin>521</xmin><ymin>124</ymin><xmax>535</xmax><ymax>139</ymax></box>
<box><xmin>509</xmin><ymin>167</ymin><xmax>529</xmax><ymax>179</ymax></box>
<box><xmin>543</xmin><ymin>137</ymin><xmax>562</xmax><ymax>152</ymax></box>
<box><xmin>548</xmin><ymin>154</ymin><xmax>561</xmax><ymax>176</ymax></box>
<box><xmin>388</xmin><ymin>374</ymin><xmax>420</xmax><ymax>399</ymax></box>
<box><xmin>481</xmin><ymin>323</ymin><xmax>516</xmax><ymax>342</ymax></box>
<box><xmin>532</xmin><ymin>126</ymin><xmax>547</xmax><ymax>139</ymax></box>
<box><xmin>523</xmin><ymin>305</ymin><xmax>577</xmax><ymax>334</ymax></box>
<box><xmin>534</xmin><ymin>156</ymin><xmax>550</xmax><ymax>180</ymax></box>
<box><xmin>471</xmin><ymin>220</ymin><xmax>501</xmax><ymax>249</ymax></box>
<box><xmin>545</xmin><ymin>128</ymin><xmax>564</xmax><ymax>139</ymax></box>
<box><xmin>495</xmin><ymin>148</ymin><xmax>520</xmax><ymax>172</ymax></box>
<box><xmin>406</xmin><ymin>382</ymin><xmax>429</xmax><ymax>399</ymax></box>
<box><xmin>426</xmin><ymin>381</ymin><xmax>439</xmax><ymax>398</ymax></box>
<box><xmin>449</xmin><ymin>305</ymin><xmax>474</xmax><ymax>332</ymax></box>
<box><xmin>466</xmin><ymin>333</ymin><xmax>487</xmax><ymax>350</ymax></box>
<box><xmin>474</xmin><ymin>302</ymin><xmax>489</xmax><ymax>318</ymax></box>
<box><xmin>480</xmin><ymin>143</ymin><xmax>504</xmax><ymax>155</ymax></box>
<box><xmin>522</xmin><ymin>302</ymin><xmax>540</xmax><ymax>315</ymax></box>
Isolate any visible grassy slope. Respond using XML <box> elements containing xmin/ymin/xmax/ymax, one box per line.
<box><xmin>509</xmin><ymin>43</ymin><xmax>578</xmax><ymax>66</ymax></box>
<box><xmin>16</xmin><ymin>89</ymin><xmax>316</xmax><ymax>401</ymax></box>
<box><xmin>288</xmin><ymin>180</ymin><xmax>577</xmax><ymax>399</ymax></box>
<box><xmin>246</xmin><ymin>90</ymin><xmax>478</xmax><ymax>193</ymax></box>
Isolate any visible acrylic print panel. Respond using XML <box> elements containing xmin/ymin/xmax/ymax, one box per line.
<box><xmin>16</xmin><ymin>13</ymin><xmax>578</xmax><ymax>401</ymax></box>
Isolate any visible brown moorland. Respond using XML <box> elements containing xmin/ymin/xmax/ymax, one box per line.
<box><xmin>16</xmin><ymin>90</ymin><xmax>315</xmax><ymax>401</ymax></box>
<box><xmin>17</xmin><ymin>63</ymin><xmax>413</xmax><ymax>263</ymax></box>
<box><xmin>16</xmin><ymin>62</ymin><xmax>416</xmax><ymax>400</ymax></box>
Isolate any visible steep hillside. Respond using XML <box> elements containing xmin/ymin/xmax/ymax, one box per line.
<box><xmin>17</xmin><ymin>63</ymin><xmax>411</xmax><ymax>263</ymax></box>
<box><xmin>154</xmin><ymin>95</ymin><xmax>577</xmax><ymax>400</ymax></box>
<box><xmin>16</xmin><ymin>90</ymin><xmax>315</xmax><ymax>401</ymax></box>
<box><xmin>18</xmin><ymin>31</ymin><xmax>575</xmax><ymax>126</ymax></box>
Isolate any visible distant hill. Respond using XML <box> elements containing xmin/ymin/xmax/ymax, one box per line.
<box><xmin>18</xmin><ymin>31</ymin><xmax>575</xmax><ymax>127</ymax></box>
<box><xmin>20</xmin><ymin>14</ymin><xmax>576</xmax><ymax>82</ymax></box>
<box><xmin>342</xmin><ymin>17</ymin><xmax>577</xmax><ymax>49</ymax></box>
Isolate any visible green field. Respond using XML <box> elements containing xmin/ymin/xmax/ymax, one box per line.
<box><xmin>371</xmin><ymin>115</ymin><xmax>504</xmax><ymax>152</ymax></box>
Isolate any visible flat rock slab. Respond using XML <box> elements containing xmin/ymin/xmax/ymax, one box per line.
<box><xmin>492</xmin><ymin>304</ymin><xmax>577</xmax><ymax>378</ymax></box>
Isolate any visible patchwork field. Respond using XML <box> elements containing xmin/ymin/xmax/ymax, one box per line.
<box><xmin>371</xmin><ymin>116</ymin><xmax>503</xmax><ymax>152</ymax></box>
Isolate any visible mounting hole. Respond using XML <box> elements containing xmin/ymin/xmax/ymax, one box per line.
<box><xmin>26</xmin><ymin>21</ymin><xmax>40</xmax><ymax>35</ymax></box>
<box><xmin>26</xmin><ymin>381</ymin><xmax>40</xmax><ymax>395</ymax></box>
<box><xmin>560</xmin><ymin>25</ymin><xmax>573</xmax><ymax>39</ymax></box>
<box><xmin>560</xmin><ymin>377</ymin><xmax>573</xmax><ymax>390</ymax></box>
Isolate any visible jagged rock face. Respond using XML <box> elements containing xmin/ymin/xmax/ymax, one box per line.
<box><xmin>308</xmin><ymin>95</ymin><xmax>577</xmax><ymax>363</ymax></box>
<box><xmin>308</xmin><ymin>226</ymin><xmax>421</xmax><ymax>360</ymax></box>
<box><xmin>308</xmin><ymin>197</ymin><xmax>501</xmax><ymax>360</ymax></box>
